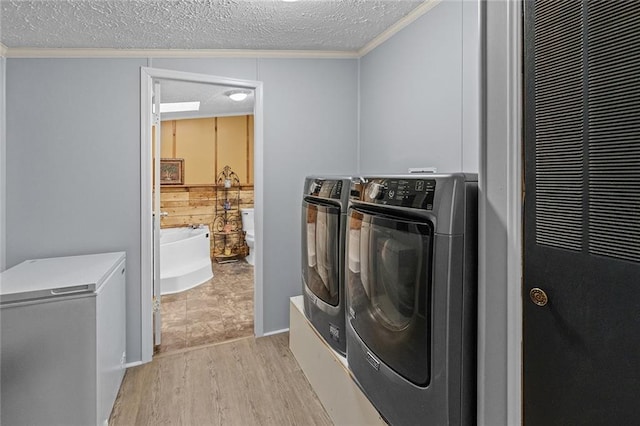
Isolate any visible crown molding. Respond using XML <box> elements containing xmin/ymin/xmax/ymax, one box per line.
<box><xmin>0</xmin><ymin>43</ymin><xmax>7</xmax><ymax>57</ymax></box>
<box><xmin>4</xmin><ymin>47</ymin><xmax>359</xmax><ymax>59</ymax></box>
<box><xmin>358</xmin><ymin>0</ymin><xmax>441</xmax><ymax>57</ymax></box>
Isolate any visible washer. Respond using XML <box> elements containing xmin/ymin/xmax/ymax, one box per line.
<box><xmin>346</xmin><ymin>173</ymin><xmax>477</xmax><ymax>425</ymax></box>
<box><xmin>301</xmin><ymin>176</ymin><xmax>355</xmax><ymax>355</ymax></box>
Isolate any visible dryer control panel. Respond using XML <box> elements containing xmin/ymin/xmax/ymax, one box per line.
<box><xmin>361</xmin><ymin>178</ymin><xmax>436</xmax><ymax>210</ymax></box>
<box><xmin>307</xmin><ymin>179</ymin><xmax>344</xmax><ymax>200</ymax></box>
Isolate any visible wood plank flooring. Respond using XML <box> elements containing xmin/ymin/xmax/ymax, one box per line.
<box><xmin>109</xmin><ymin>333</ymin><xmax>333</xmax><ymax>426</ymax></box>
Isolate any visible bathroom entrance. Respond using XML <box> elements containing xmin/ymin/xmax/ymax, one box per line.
<box><xmin>155</xmin><ymin>106</ymin><xmax>256</xmax><ymax>353</ymax></box>
<box><xmin>140</xmin><ymin>68</ymin><xmax>264</xmax><ymax>362</ymax></box>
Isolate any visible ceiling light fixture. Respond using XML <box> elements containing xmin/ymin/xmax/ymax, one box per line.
<box><xmin>226</xmin><ymin>90</ymin><xmax>250</xmax><ymax>102</ymax></box>
<box><xmin>153</xmin><ymin>101</ymin><xmax>201</xmax><ymax>113</ymax></box>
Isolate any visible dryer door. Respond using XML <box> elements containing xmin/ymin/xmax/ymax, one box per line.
<box><xmin>302</xmin><ymin>199</ymin><xmax>341</xmax><ymax>307</ymax></box>
<box><xmin>347</xmin><ymin>205</ymin><xmax>434</xmax><ymax>386</ymax></box>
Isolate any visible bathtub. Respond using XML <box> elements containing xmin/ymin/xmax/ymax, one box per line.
<box><xmin>160</xmin><ymin>226</ymin><xmax>213</xmax><ymax>295</ymax></box>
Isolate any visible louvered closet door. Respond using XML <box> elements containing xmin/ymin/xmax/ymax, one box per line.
<box><xmin>523</xmin><ymin>1</ymin><xmax>640</xmax><ymax>424</ymax></box>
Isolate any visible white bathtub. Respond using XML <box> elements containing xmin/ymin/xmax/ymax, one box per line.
<box><xmin>160</xmin><ymin>226</ymin><xmax>213</xmax><ymax>295</ymax></box>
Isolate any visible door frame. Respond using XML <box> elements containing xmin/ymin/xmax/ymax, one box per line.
<box><xmin>140</xmin><ymin>67</ymin><xmax>264</xmax><ymax>363</ymax></box>
<box><xmin>478</xmin><ymin>0</ymin><xmax>523</xmax><ymax>424</ymax></box>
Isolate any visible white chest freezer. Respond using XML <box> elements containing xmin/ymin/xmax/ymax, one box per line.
<box><xmin>1</xmin><ymin>252</ymin><xmax>127</xmax><ymax>426</ymax></box>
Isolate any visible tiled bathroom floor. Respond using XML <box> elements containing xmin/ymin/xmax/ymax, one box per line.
<box><xmin>158</xmin><ymin>260</ymin><xmax>254</xmax><ymax>354</ymax></box>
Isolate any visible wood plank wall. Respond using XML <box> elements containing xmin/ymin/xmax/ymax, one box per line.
<box><xmin>160</xmin><ymin>115</ymin><xmax>254</xmax><ymax>185</ymax></box>
<box><xmin>160</xmin><ymin>185</ymin><xmax>255</xmax><ymax>258</ymax></box>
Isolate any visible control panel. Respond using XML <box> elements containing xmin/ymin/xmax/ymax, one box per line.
<box><xmin>361</xmin><ymin>178</ymin><xmax>436</xmax><ymax>209</ymax></box>
<box><xmin>307</xmin><ymin>179</ymin><xmax>344</xmax><ymax>200</ymax></box>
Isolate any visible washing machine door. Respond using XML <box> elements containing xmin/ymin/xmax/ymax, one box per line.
<box><xmin>347</xmin><ymin>205</ymin><xmax>434</xmax><ymax>386</ymax></box>
<box><xmin>302</xmin><ymin>199</ymin><xmax>341</xmax><ymax>307</ymax></box>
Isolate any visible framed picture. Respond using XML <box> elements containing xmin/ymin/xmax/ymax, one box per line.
<box><xmin>160</xmin><ymin>159</ymin><xmax>184</xmax><ymax>185</ymax></box>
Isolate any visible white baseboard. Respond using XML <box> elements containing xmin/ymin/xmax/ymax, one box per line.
<box><xmin>263</xmin><ymin>327</ymin><xmax>289</xmax><ymax>337</ymax></box>
<box><xmin>124</xmin><ymin>361</ymin><xmax>144</xmax><ymax>369</ymax></box>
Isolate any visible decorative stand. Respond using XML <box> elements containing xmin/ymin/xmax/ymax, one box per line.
<box><xmin>213</xmin><ymin>166</ymin><xmax>247</xmax><ymax>263</ymax></box>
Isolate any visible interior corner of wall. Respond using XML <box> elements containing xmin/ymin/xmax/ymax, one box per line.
<box><xmin>1</xmin><ymin>57</ymin><xmax>6</xmax><ymax>271</ymax></box>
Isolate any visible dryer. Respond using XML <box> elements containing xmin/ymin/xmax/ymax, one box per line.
<box><xmin>346</xmin><ymin>173</ymin><xmax>477</xmax><ymax>425</ymax></box>
<box><xmin>301</xmin><ymin>176</ymin><xmax>355</xmax><ymax>355</ymax></box>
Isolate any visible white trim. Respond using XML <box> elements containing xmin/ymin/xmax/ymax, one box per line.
<box><xmin>152</xmin><ymin>81</ymin><xmax>162</xmax><ymax>346</ymax></box>
<box><xmin>478</xmin><ymin>0</ymin><xmax>523</xmax><ymax>423</ymax></box>
<box><xmin>263</xmin><ymin>328</ymin><xmax>289</xmax><ymax>337</ymax></box>
<box><xmin>358</xmin><ymin>0</ymin><xmax>441</xmax><ymax>57</ymax></box>
<box><xmin>356</xmin><ymin>58</ymin><xmax>361</xmax><ymax>174</ymax></box>
<box><xmin>0</xmin><ymin>43</ymin><xmax>7</xmax><ymax>57</ymax></box>
<box><xmin>140</xmin><ymin>68</ymin><xmax>154</xmax><ymax>362</ymax></box>
<box><xmin>124</xmin><ymin>361</ymin><xmax>144</xmax><ymax>369</ymax></box>
<box><xmin>5</xmin><ymin>48</ymin><xmax>358</xmax><ymax>59</ymax></box>
<box><xmin>140</xmin><ymin>67</ymin><xmax>265</xmax><ymax>362</ymax></box>
<box><xmin>253</xmin><ymin>80</ymin><xmax>265</xmax><ymax>337</ymax></box>
<box><xmin>506</xmin><ymin>0</ymin><xmax>523</xmax><ymax>424</ymax></box>
<box><xmin>161</xmin><ymin>110</ymin><xmax>255</xmax><ymax>122</ymax></box>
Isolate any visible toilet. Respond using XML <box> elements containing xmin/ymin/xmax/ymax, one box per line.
<box><xmin>240</xmin><ymin>208</ymin><xmax>255</xmax><ymax>266</ymax></box>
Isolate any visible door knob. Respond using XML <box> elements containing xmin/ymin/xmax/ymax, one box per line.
<box><xmin>529</xmin><ymin>287</ymin><xmax>548</xmax><ymax>307</ymax></box>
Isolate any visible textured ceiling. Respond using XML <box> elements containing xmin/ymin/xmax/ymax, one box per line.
<box><xmin>158</xmin><ymin>79</ymin><xmax>254</xmax><ymax>121</ymax></box>
<box><xmin>0</xmin><ymin>0</ymin><xmax>426</xmax><ymax>51</ymax></box>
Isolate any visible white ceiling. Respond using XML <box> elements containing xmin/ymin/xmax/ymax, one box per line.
<box><xmin>1</xmin><ymin>0</ymin><xmax>426</xmax><ymax>52</ymax></box>
<box><xmin>158</xmin><ymin>79</ymin><xmax>255</xmax><ymax>121</ymax></box>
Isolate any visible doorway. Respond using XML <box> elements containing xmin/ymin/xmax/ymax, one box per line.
<box><xmin>156</xmin><ymin>92</ymin><xmax>255</xmax><ymax>353</ymax></box>
<box><xmin>140</xmin><ymin>67</ymin><xmax>264</xmax><ymax>362</ymax></box>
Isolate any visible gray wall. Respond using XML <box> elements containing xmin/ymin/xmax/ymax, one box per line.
<box><xmin>5</xmin><ymin>57</ymin><xmax>358</xmax><ymax>362</ymax></box>
<box><xmin>258</xmin><ymin>59</ymin><xmax>358</xmax><ymax>331</ymax></box>
<box><xmin>6</xmin><ymin>58</ymin><xmax>145</xmax><ymax>358</ymax></box>
<box><xmin>0</xmin><ymin>56</ymin><xmax>5</xmax><ymax>272</ymax></box>
<box><xmin>359</xmin><ymin>0</ymin><xmax>479</xmax><ymax>174</ymax></box>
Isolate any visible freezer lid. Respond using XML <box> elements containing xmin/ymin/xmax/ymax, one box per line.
<box><xmin>0</xmin><ymin>252</ymin><xmax>126</xmax><ymax>304</ymax></box>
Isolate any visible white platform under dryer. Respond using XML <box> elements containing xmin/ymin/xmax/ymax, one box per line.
<box><xmin>289</xmin><ymin>295</ymin><xmax>386</xmax><ymax>425</ymax></box>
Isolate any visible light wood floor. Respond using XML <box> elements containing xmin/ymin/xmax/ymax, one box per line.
<box><xmin>109</xmin><ymin>333</ymin><xmax>333</xmax><ymax>426</ymax></box>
